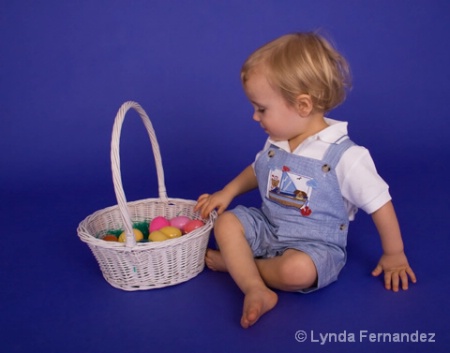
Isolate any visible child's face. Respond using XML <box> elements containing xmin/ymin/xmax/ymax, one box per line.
<box><xmin>244</xmin><ymin>69</ymin><xmax>306</xmax><ymax>143</ymax></box>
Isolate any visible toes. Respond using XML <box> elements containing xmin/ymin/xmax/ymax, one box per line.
<box><xmin>242</xmin><ymin>308</ymin><xmax>259</xmax><ymax>328</ymax></box>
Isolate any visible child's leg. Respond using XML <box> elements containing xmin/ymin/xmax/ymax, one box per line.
<box><xmin>256</xmin><ymin>249</ymin><xmax>317</xmax><ymax>291</ymax></box>
<box><xmin>206</xmin><ymin>249</ymin><xmax>317</xmax><ymax>292</ymax></box>
<box><xmin>213</xmin><ymin>211</ymin><xmax>278</xmax><ymax>328</ymax></box>
<box><xmin>205</xmin><ymin>249</ymin><xmax>227</xmax><ymax>272</ymax></box>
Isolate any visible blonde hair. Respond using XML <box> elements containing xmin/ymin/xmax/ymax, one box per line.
<box><xmin>241</xmin><ymin>32</ymin><xmax>351</xmax><ymax>112</ymax></box>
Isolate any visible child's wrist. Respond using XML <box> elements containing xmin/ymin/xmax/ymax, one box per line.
<box><xmin>382</xmin><ymin>249</ymin><xmax>405</xmax><ymax>257</ymax></box>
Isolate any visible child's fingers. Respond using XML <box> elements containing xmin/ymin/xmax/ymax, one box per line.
<box><xmin>400</xmin><ymin>270</ymin><xmax>409</xmax><ymax>290</ymax></box>
<box><xmin>400</xmin><ymin>267</ymin><xmax>417</xmax><ymax>290</ymax></box>
<box><xmin>371</xmin><ymin>265</ymin><xmax>382</xmax><ymax>277</ymax></box>
<box><xmin>373</xmin><ymin>263</ymin><xmax>417</xmax><ymax>291</ymax></box>
<box><xmin>406</xmin><ymin>267</ymin><xmax>417</xmax><ymax>284</ymax></box>
<box><xmin>200</xmin><ymin>201</ymin><xmax>220</xmax><ymax>219</ymax></box>
<box><xmin>198</xmin><ymin>204</ymin><xmax>211</xmax><ymax>219</ymax></box>
<box><xmin>390</xmin><ymin>272</ymin><xmax>400</xmax><ymax>292</ymax></box>
<box><xmin>384</xmin><ymin>271</ymin><xmax>392</xmax><ymax>290</ymax></box>
<box><xmin>195</xmin><ymin>194</ymin><xmax>210</xmax><ymax>212</ymax></box>
<box><xmin>216</xmin><ymin>204</ymin><xmax>227</xmax><ymax>215</ymax></box>
<box><xmin>196</xmin><ymin>193</ymin><xmax>210</xmax><ymax>204</ymax></box>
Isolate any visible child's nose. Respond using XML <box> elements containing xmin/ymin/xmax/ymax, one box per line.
<box><xmin>252</xmin><ymin>112</ymin><xmax>260</xmax><ymax>122</ymax></box>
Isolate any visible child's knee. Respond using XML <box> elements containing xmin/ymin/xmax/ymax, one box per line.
<box><xmin>215</xmin><ymin>211</ymin><xmax>236</xmax><ymax>229</ymax></box>
<box><xmin>214</xmin><ymin>212</ymin><xmax>244</xmax><ymax>238</ymax></box>
<box><xmin>278</xmin><ymin>251</ymin><xmax>317</xmax><ymax>290</ymax></box>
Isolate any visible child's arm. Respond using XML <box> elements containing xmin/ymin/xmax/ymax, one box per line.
<box><xmin>195</xmin><ymin>164</ymin><xmax>258</xmax><ymax>218</ymax></box>
<box><xmin>371</xmin><ymin>201</ymin><xmax>417</xmax><ymax>291</ymax></box>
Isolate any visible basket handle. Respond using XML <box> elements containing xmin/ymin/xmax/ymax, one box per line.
<box><xmin>111</xmin><ymin>101</ymin><xmax>168</xmax><ymax>247</ymax></box>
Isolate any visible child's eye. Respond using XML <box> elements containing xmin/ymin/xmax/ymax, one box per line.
<box><xmin>257</xmin><ymin>107</ymin><xmax>266</xmax><ymax>113</ymax></box>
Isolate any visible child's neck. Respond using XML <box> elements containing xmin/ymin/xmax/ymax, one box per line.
<box><xmin>288</xmin><ymin>114</ymin><xmax>328</xmax><ymax>152</ymax></box>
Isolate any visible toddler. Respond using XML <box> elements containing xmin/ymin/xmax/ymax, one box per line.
<box><xmin>195</xmin><ymin>32</ymin><xmax>416</xmax><ymax>329</ymax></box>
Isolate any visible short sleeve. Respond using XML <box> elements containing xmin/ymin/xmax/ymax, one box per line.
<box><xmin>337</xmin><ymin>146</ymin><xmax>392</xmax><ymax>218</ymax></box>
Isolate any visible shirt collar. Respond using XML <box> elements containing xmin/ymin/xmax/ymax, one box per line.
<box><xmin>318</xmin><ymin>118</ymin><xmax>349</xmax><ymax>143</ymax></box>
<box><xmin>267</xmin><ymin>118</ymin><xmax>349</xmax><ymax>151</ymax></box>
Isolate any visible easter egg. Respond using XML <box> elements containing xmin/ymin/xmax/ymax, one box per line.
<box><xmin>103</xmin><ymin>234</ymin><xmax>118</xmax><ymax>242</ymax></box>
<box><xmin>118</xmin><ymin>229</ymin><xmax>144</xmax><ymax>243</ymax></box>
<box><xmin>160</xmin><ymin>226</ymin><xmax>182</xmax><ymax>239</ymax></box>
<box><xmin>149</xmin><ymin>230</ymin><xmax>169</xmax><ymax>242</ymax></box>
<box><xmin>183</xmin><ymin>219</ymin><xmax>205</xmax><ymax>233</ymax></box>
<box><xmin>149</xmin><ymin>216</ymin><xmax>170</xmax><ymax>232</ymax></box>
<box><xmin>169</xmin><ymin>216</ymin><xmax>191</xmax><ymax>230</ymax></box>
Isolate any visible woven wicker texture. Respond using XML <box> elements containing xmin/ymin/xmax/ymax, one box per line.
<box><xmin>77</xmin><ymin>101</ymin><xmax>216</xmax><ymax>290</ymax></box>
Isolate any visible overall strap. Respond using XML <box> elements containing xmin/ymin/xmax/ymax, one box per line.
<box><xmin>322</xmin><ymin>136</ymin><xmax>355</xmax><ymax>168</ymax></box>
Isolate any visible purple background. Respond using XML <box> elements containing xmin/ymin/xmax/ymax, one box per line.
<box><xmin>1</xmin><ymin>1</ymin><xmax>449</xmax><ymax>352</ymax></box>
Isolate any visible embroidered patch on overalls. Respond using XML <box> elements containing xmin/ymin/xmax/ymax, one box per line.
<box><xmin>266</xmin><ymin>165</ymin><xmax>315</xmax><ymax>215</ymax></box>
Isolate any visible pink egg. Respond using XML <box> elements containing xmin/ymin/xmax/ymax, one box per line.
<box><xmin>149</xmin><ymin>216</ymin><xmax>170</xmax><ymax>232</ymax></box>
<box><xmin>183</xmin><ymin>219</ymin><xmax>205</xmax><ymax>233</ymax></box>
<box><xmin>169</xmin><ymin>216</ymin><xmax>191</xmax><ymax>230</ymax></box>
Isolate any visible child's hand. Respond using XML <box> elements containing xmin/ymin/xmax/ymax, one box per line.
<box><xmin>372</xmin><ymin>252</ymin><xmax>417</xmax><ymax>292</ymax></box>
<box><xmin>195</xmin><ymin>190</ymin><xmax>234</xmax><ymax>219</ymax></box>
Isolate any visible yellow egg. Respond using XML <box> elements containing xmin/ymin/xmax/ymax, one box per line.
<box><xmin>118</xmin><ymin>229</ymin><xmax>144</xmax><ymax>243</ymax></box>
<box><xmin>160</xmin><ymin>226</ymin><xmax>182</xmax><ymax>239</ymax></box>
<box><xmin>149</xmin><ymin>230</ymin><xmax>169</xmax><ymax>242</ymax></box>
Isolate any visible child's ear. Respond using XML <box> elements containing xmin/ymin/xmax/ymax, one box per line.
<box><xmin>296</xmin><ymin>94</ymin><xmax>313</xmax><ymax>117</ymax></box>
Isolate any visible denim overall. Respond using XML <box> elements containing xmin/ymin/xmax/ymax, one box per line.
<box><xmin>231</xmin><ymin>136</ymin><xmax>355</xmax><ymax>291</ymax></box>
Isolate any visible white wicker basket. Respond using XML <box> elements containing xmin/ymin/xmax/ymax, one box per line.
<box><xmin>77</xmin><ymin>101</ymin><xmax>216</xmax><ymax>291</ymax></box>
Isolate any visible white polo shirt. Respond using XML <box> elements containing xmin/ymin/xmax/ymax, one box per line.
<box><xmin>255</xmin><ymin>118</ymin><xmax>391</xmax><ymax>220</ymax></box>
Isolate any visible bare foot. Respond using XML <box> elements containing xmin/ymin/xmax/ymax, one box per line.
<box><xmin>205</xmin><ymin>249</ymin><xmax>228</xmax><ymax>272</ymax></box>
<box><xmin>241</xmin><ymin>287</ymin><xmax>278</xmax><ymax>328</ymax></box>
